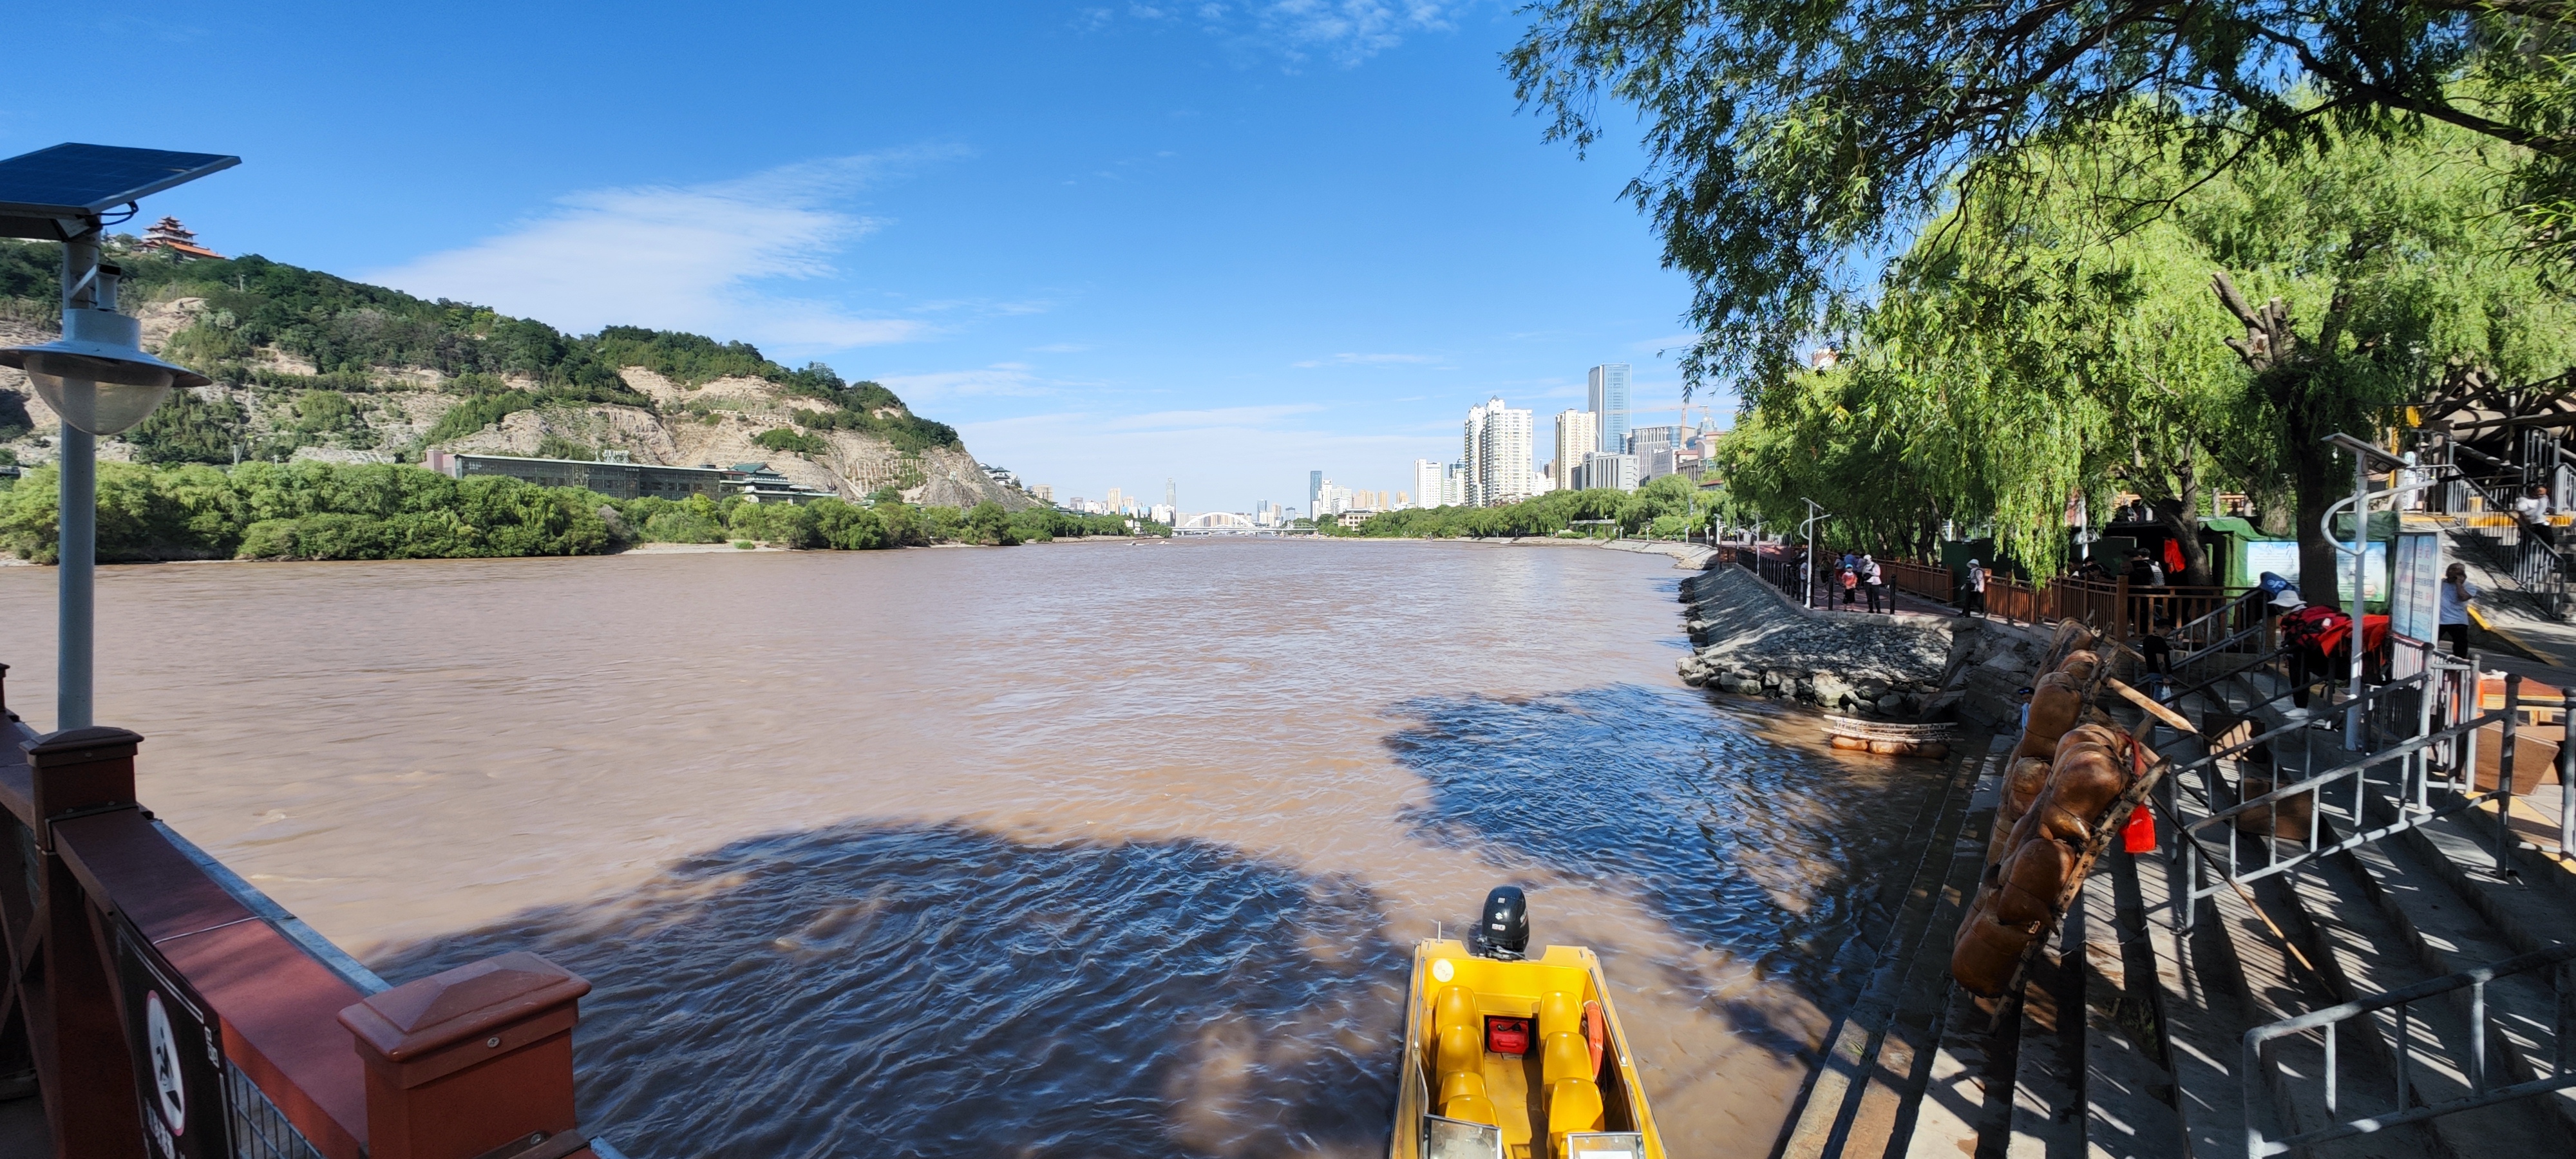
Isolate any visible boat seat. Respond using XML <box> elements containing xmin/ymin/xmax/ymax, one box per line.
<box><xmin>1547</xmin><ymin>1077</ymin><xmax>1605</xmax><ymax>1155</ymax></box>
<box><xmin>1433</xmin><ymin>983</ymin><xmax>1481</xmax><ymax>1077</ymax></box>
<box><xmin>1439</xmin><ymin>1069</ymin><xmax>1488</xmax><ymax>1107</ymax></box>
<box><xmin>1542</xmin><ymin>1030</ymin><xmax>1590</xmax><ymax>1086</ymax></box>
<box><xmin>1539</xmin><ymin>990</ymin><xmax>1582</xmax><ymax>1040</ymax></box>
<box><xmin>1446</xmin><ymin>1091</ymin><xmax>1501</xmax><ymax>1127</ymax></box>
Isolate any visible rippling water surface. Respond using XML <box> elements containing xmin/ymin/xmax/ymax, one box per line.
<box><xmin>0</xmin><ymin>540</ymin><xmax>1942</xmax><ymax>1157</ymax></box>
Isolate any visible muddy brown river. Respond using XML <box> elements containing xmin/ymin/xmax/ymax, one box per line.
<box><xmin>0</xmin><ymin>538</ymin><xmax>1942</xmax><ymax>1157</ymax></box>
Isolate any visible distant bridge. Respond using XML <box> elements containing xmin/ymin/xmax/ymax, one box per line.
<box><xmin>1173</xmin><ymin>512</ymin><xmax>1301</xmax><ymax>536</ymax></box>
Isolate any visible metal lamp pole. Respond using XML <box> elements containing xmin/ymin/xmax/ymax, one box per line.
<box><xmin>55</xmin><ymin>232</ymin><xmax>99</xmax><ymax>730</ymax></box>
<box><xmin>1801</xmin><ymin>497</ymin><xmax>1830</xmax><ymax>609</ymax></box>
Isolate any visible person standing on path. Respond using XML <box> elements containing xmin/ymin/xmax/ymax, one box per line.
<box><xmin>2438</xmin><ymin>561</ymin><xmax>2479</xmax><ymax>658</ymax></box>
<box><xmin>1962</xmin><ymin>559</ymin><xmax>1989</xmax><ymax>617</ymax></box>
<box><xmin>1861</xmin><ymin>552</ymin><xmax>1886</xmax><ymax>613</ymax></box>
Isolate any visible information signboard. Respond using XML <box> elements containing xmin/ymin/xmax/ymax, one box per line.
<box><xmin>2334</xmin><ymin>542</ymin><xmax>2391</xmax><ymax>605</ymax></box>
<box><xmin>2243</xmin><ymin>540</ymin><xmax>2301</xmax><ymax>586</ymax></box>
<box><xmin>2389</xmin><ymin>531</ymin><xmax>2442</xmax><ymax>644</ymax></box>
<box><xmin>115</xmin><ymin>917</ymin><xmax>231</xmax><ymax>1158</ymax></box>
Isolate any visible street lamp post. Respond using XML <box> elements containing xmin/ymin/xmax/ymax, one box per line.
<box><xmin>0</xmin><ymin>143</ymin><xmax>237</xmax><ymax>730</ymax></box>
<box><xmin>1801</xmin><ymin>497</ymin><xmax>1830</xmax><ymax>609</ymax></box>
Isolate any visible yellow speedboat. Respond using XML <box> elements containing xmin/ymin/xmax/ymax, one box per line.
<box><xmin>1391</xmin><ymin>888</ymin><xmax>1665</xmax><ymax>1159</ymax></box>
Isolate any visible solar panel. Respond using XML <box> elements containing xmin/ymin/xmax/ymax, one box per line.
<box><xmin>0</xmin><ymin>142</ymin><xmax>239</xmax><ymax>240</ymax></box>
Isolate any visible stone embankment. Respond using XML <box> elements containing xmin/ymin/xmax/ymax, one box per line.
<box><xmin>1675</xmin><ymin>562</ymin><xmax>2095</xmax><ymax>724</ymax></box>
<box><xmin>1674</xmin><ymin>563</ymin><xmax>1957</xmax><ymax>716</ymax></box>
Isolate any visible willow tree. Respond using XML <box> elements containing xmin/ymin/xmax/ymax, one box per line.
<box><xmin>1508</xmin><ymin>0</ymin><xmax>2576</xmax><ymax>400</ymax></box>
<box><xmin>1725</xmin><ymin>120</ymin><xmax>2576</xmax><ymax>594</ymax></box>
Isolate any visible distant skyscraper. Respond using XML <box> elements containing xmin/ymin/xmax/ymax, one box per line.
<box><xmin>1309</xmin><ymin>470</ymin><xmax>1323</xmax><ymax>515</ymax></box>
<box><xmin>1032</xmin><ymin>484</ymin><xmax>1054</xmax><ymax>504</ymax></box>
<box><xmin>1464</xmin><ymin>395</ymin><xmax>1535</xmax><ymax>507</ymax></box>
<box><xmin>1414</xmin><ymin>458</ymin><xmax>1444</xmax><ymax>509</ymax></box>
<box><xmin>1443</xmin><ymin>462</ymin><xmax>1466</xmax><ymax>507</ymax></box>
<box><xmin>1106</xmin><ymin>486</ymin><xmax>1124</xmax><ymax>513</ymax></box>
<box><xmin>1165</xmin><ymin>478</ymin><xmax>1176</xmax><ymax>511</ymax></box>
<box><xmin>1589</xmin><ymin>364</ymin><xmax>1631</xmax><ymax>454</ymax></box>
<box><xmin>1555</xmin><ymin>410</ymin><xmax>1599</xmax><ymax>489</ymax></box>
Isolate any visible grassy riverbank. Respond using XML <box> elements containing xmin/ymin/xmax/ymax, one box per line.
<box><xmin>0</xmin><ymin>460</ymin><xmax>1162</xmax><ymax>563</ymax></box>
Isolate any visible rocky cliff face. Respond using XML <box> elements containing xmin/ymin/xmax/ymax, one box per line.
<box><xmin>0</xmin><ymin>301</ymin><xmax>1027</xmax><ymax>509</ymax></box>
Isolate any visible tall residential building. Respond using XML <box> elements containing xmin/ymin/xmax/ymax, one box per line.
<box><xmin>1032</xmin><ymin>484</ymin><xmax>1054</xmax><ymax>504</ymax></box>
<box><xmin>1414</xmin><ymin>458</ymin><xmax>1444</xmax><ymax>509</ymax></box>
<box><xmin>1309</xmin><ymin>470</ymin><xmax>1324</xmax><ymax>515</ymax></box>
<box><xmin>1588</xmin><ymin>364</ymin><xmax>1631</xmax><ymax>454</ymax></box>
<box><xmin>1555</xmin><ymin>410</ymin><xmax>1599</xmax><ymax>489</ymax></box>
<box><xmin>1165</xmin><ymin>478</ymin><xmax>1177</xmax><ymax>511</ymax></box>
<box><xmin>1463</xmin><ymin>395</ymin><xmax>1535</xmax><ymax>507</ymax></box>
<box><xmin>1106</xmin><ymin>486</ymin><xmax>1124</xmax><ymax>513</ymax></box>
<box><xmin>1463</xmin><ymin>404</ymin><xmax>1488</xmax><ymax>506</ymax></box>
<box><xmin>1442</xmin><ymin>462</ymin><xmax>1467</xmax><ymax>507</ymax></box>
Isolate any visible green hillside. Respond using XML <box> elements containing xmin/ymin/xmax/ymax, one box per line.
<box><xmin>0</xmin><ymin>237</ymin><xmax>958</xmax><ymax>463</ymax></box>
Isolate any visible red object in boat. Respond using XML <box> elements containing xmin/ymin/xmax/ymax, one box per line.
<box><xmin>1484</xmin><ymin>1015</ymin><xmax>1532</xmax><ymax>1056</ymax></box>
<box><xmin>2122</xmin><ymin>804</ymin><xmax>2155</xmax><ymax>853</ymax></box>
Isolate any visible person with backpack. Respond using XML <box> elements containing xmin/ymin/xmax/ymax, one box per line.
<box><xmin>1961</xmin><ymin>559</ymin><xmax>1988</xmax><ymax>617</ymax></box>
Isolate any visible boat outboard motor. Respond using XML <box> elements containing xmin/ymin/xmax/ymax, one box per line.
<box><xmin>1473</xmin><ymin>886</ymin><xmax>1530</xmax><ymax>959</ymax></box>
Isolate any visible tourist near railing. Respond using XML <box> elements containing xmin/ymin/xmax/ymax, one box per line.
<box><xmin>0</xmin><ymin>663</ymin><xmax>619</xmax><ymax>1159</ymax></box>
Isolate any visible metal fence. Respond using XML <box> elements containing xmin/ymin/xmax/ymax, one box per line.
<box><xmin>2242</xmin><ymin>944</ymin><xmax>2576</xmax><ymax>1157</ymax></box>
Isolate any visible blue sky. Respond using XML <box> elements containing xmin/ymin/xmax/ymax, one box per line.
<box><xmin>6</xmin><ymin>2</ymin><xmax>1719</xmax><ymax>513</ymax></box>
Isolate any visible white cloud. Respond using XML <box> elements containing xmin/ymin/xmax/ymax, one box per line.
<box><xmin>1092</xmin><ymin>1</ymin><xmax>1465</xmax><ymax>66</ymax></box>
<box><xmin>365</xmin><ymin>150</ymin><xmax>964</xmax><ymax>352</ymax></box>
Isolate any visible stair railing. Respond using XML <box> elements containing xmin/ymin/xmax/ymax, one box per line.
<box><xmin>2163</xmin><ymin>662</ymin><xmax>2526</xmax><ymax>930</ymax></box>
<box><xmin>2240</xmin><ymin>943</ymin><xmax>2576</xmax><ymax>1158</ymax></box>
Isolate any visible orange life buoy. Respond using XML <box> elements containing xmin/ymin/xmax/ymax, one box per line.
<box><xmin>1582</xmin><ymin>1000</ymin><xmax>1607</xmax><ymax>1077</ymax></box>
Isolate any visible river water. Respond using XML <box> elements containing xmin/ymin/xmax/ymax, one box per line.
<box><xmin>0</xmin><ymin>539</ymin><xmax>1943</xmax><ymax>1157</ymax></box>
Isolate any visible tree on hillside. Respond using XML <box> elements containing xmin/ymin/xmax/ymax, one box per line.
<box><xmin>1508</xmin><ymin>0</ymin><xmax>2576</xmax><ymax>395</ymax></box>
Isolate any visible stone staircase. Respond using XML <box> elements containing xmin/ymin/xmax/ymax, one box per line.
<box><xmin>1770</xmin><ymin>667</ymin><xmax>2576</xmax><ymax>1159</ymax></box>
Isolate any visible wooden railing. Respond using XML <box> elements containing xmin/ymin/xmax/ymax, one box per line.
<box><xmin>0</xmin><ymin>661</ymin><xmax>608</xmax><ymax>1159</ymax></box>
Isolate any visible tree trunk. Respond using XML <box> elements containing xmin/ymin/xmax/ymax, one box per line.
<box><xmin>2291</xmin><ymin>437</ymin><xmax>2348</xmax><ymax>604</ymax></box>
<box><xmin>2149</xmin><ymin>498</ymin><xmax>2214</xmax><ymax>586</ymax></box>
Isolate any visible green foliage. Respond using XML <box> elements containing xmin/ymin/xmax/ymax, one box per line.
<box><xmin>0</xmin><ymin>460</ymin><xmax>609</xmax><ymax>563</ymax></box>
<box><xmin>752</xmin><ymin>427</ymin><xmax>828</xmax><ymax>455</ymax></box>
<box><xmin>124</xmin><ymin>390</ymin><xmax>246</xmax><ymax>464</ymax></box>
<box><xmin>1354</xmin><ymin>480</ymin><xmax>1707</xmax><ymax>539</ymax></box>
<box><xmin>533</xmin><ymin>435</ymin><xmax>597</xmax><ymax>461</ymax></box>
<box><xmin>1714</xmin><ymin>119</ymin><xmax>2576</xmax><ymax>589</ymax></box>
<box><xmin>1508</xmin><ymin>0</ymin><xmax>2576</xmax><ymax>396</ymax></box>
<box><xmin>0</xmin><ymin>388</ymin><xmax>29</xmax><ymax>444</ymax></box>
<box><xmin>423</xmin><ymin>391</ymin><xmax>539</xmax><ymax>444</ymax></box>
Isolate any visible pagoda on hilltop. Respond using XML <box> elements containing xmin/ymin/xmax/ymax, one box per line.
<box><xmin>136</xmin><ymin>216</ymin><xmax>224</xmax><ymax>260</ymax></box>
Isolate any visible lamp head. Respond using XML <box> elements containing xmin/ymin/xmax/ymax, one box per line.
<box><xmin>0</xmin><ymin>307</ymin><xmax>207</xmax><ymax>435</ymax></box>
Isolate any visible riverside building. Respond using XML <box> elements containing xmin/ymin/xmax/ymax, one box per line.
<box><xmin>1463</xmin><ymin>396</ymin><xmax>1535</xmax><ymax>507</ymax></box>
<box><xmin>424</xmin><ymin>449</ymin><xmax>730</xmax><ymax>502</ymax></box>
<box><xmin>1588</xmin><ymin>364</ymin><xmax>1631</xmax><ymax>454</ymax></box>
<box><xmin>1556</xmin><ymin>410</ymin><xmax>1599</xmax><ymax>487</ymax></box>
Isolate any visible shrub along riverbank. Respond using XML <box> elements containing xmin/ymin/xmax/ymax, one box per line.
<box><xmin>1339</xmin><ymin>475</ymin><xmax>1709</xmax><ymax>539</ymax></box>
<box><xmin>0</xmin><ymin>461</ymin><xmax>1160</xmax><ymax>563</ymax></box>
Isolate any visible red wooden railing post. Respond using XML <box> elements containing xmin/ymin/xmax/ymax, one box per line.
<box><xmin>23</xmin><ymin>726</ymin><xmax>149</xmax><ymax>1156</ymax></box>
<box><xmin>339</xmin><ymin>952</ymin><xmax>593</xmax><ymax>1159</ymax></box>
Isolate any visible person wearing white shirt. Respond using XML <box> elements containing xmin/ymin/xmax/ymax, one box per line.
<box><xmin>2438</xmin><ymin>562</ymin><xmax>2478</xmax><ymax>658</ymax></box>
